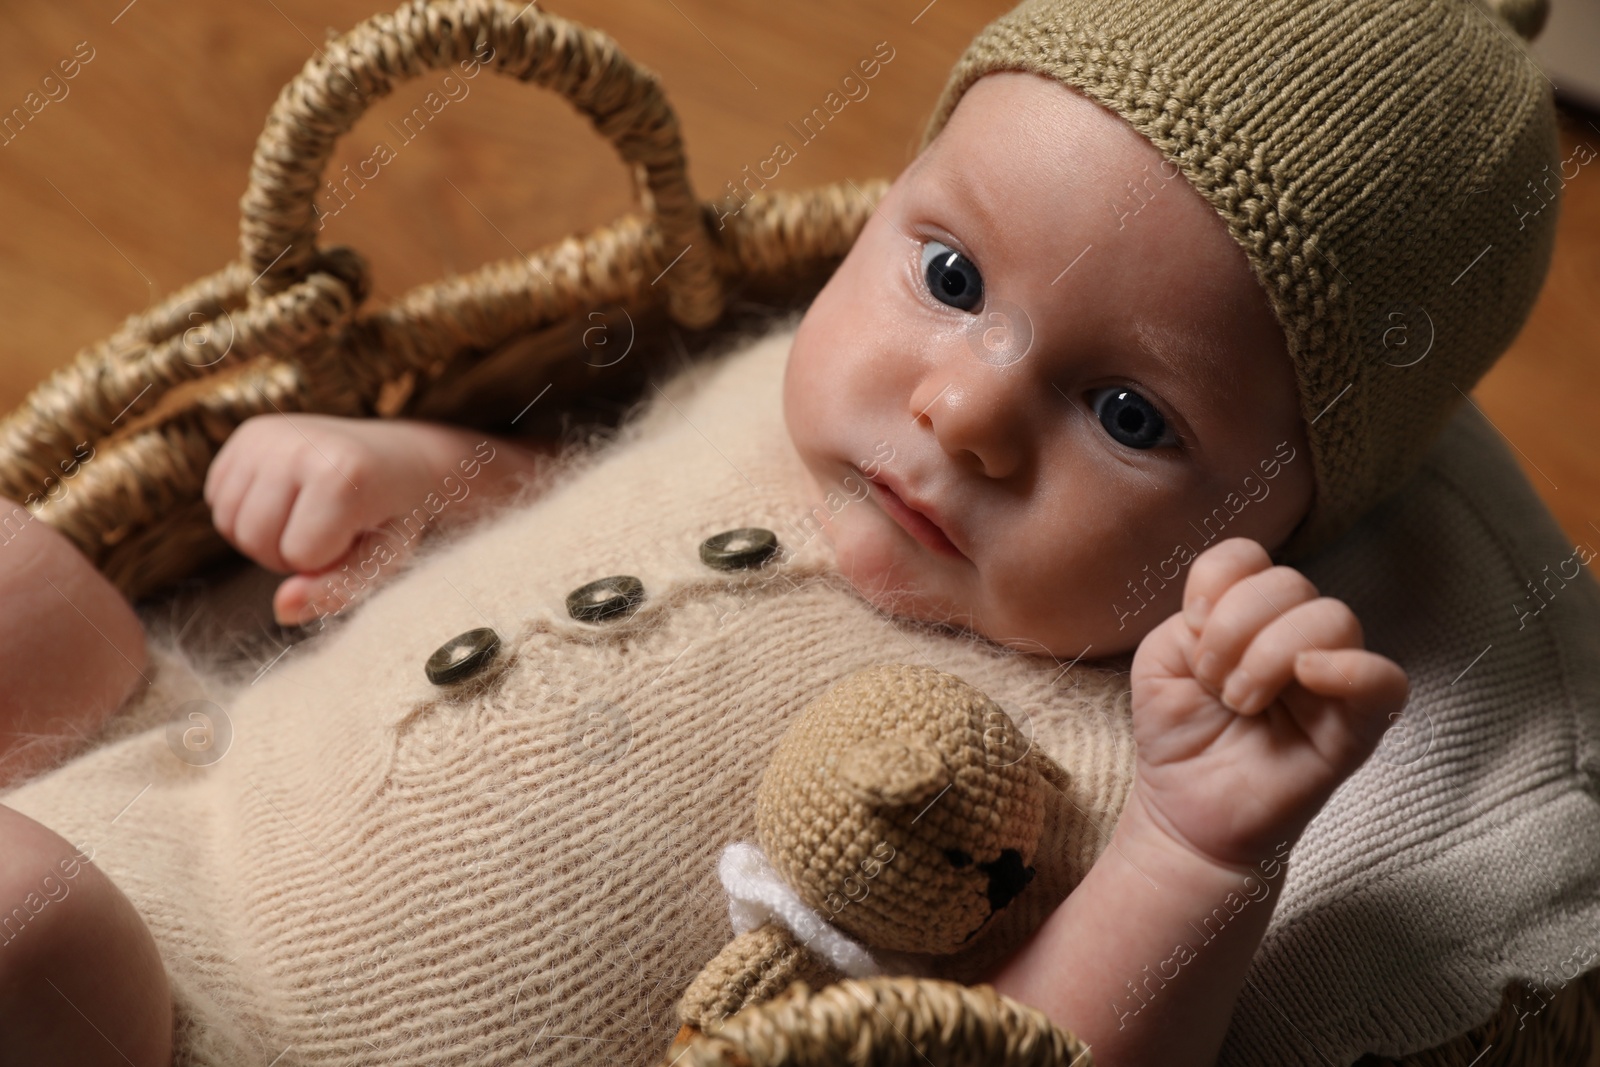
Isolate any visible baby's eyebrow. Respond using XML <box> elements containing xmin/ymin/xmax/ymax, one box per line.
<box><xmin>937</xmin><ymin>163</ymin><xmax>1005</xmax><ymax>249</ymax></box>
<box><xmin>1131</xmin><ymin>318</ymin><xmax>1228</xmax><ymax>392</ymax></box>
<box><xmin>903</xmin><ymin>147</ymin><xmax>936</xmax><ymax>183</ymax></box>
<box><xmin>900</xmin><ymin>148</ymin><xmax>1007</xmax><ymax>249</ymax></box>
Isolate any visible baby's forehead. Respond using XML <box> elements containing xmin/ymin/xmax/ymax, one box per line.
<box><xmin>919</xmin><ymin>73</ymin><xmax>1145</xmax><ymax>168</ymax></box>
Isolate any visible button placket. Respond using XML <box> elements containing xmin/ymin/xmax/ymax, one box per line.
<box><xmin>555</xmin><ymin>528</ymin><xmax>784</xmax><ymax>635</ymax></box>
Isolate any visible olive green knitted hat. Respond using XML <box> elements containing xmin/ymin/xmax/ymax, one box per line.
<box><xmin>923</xmin><ymin>0</ymin><xmax>1562</xmax><ymax>562</ymax></box>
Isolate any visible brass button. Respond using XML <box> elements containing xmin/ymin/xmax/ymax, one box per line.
<box><xmin>425</xmin><ymin>628</ymin><xmax>501</xmax><ymax>685</ymax></box>
<box><xmin>700</xmin><ymin>528</ymin><xmax>779</xmax><ymax>571</ymax></box>
<box><xmin>567</xmin><ymin>575</ymin><xmax>646</xmax><ymax>623</ymax></box>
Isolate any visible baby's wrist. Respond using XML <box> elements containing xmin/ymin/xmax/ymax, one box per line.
<box><xmin>991</xmin><ymin>780</ymin><xmax>1292</xmax><ymax>1064</ymax></box>
<box><xmin>374</xmin><ymin>421</ymin><xmax>544</xmax><ymax>528</ymax></box>
<box><xmin>1115</xmin><ymin>786</ymin><xmax>1296</xmax><ymax>886</ymax></box>
<box><xmin>391</xmin><ymin>421</ymin><xmax>489</xmax><ymax>486</ymax></box>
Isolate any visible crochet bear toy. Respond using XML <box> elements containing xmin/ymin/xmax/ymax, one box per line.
<box><xmin>671</xmin><ymin>662</ymin><xmax>1077</xmax><ymax>1048</ymax></box>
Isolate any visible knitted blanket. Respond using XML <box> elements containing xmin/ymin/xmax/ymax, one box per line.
<box><xmin>4</xmin><ymin>321</ymin><xmax>1597</xmax><ymax>1066</ymax></box>
<box><xmin>1220</xmin><ymin>397</ymin><xmax>1600</xmax><ymax>1064</ymax></box>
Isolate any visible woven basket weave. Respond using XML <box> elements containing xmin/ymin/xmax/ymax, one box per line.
<box><xmin>0</xmin><ymin>0</ymin><xmax>881</xmax><ymax>604</ymax></box>
<box><xmin>0</xmin><ymin>2</ymin><xmax>1596</xmax><ymax>1064</ymax></box>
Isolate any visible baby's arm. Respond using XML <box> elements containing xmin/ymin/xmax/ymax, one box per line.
<box><xmin>990</xmin><ymin>774</ymin><xmax>1287</xmax><ymax>1065</ymax></box>
<box><xmin>0</xmin><ymin>496</ymin><xmax>149</xmax><ymax>785</ymax></box>
<box><xmin>987</xmin><ymin>538</ymin><xmax>1408</xmax><ymax>1066</ymax></box>
<box><xmin>204</xmin><ymin>413</ymin><xmax>555</xmax><ymax>626</ymax></box>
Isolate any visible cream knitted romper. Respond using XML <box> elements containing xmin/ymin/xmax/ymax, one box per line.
<box><xmin>0</xmin><ymin>324</ymin><xmax>1137</xmax><ymax>1067</ymax></box>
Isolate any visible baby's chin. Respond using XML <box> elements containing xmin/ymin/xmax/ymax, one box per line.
<box><xmin>826</xmin><ymin>521</ymin><xmax>985</xmax><ymax>636</ymax></box>
<box><xmin>828</xmin><ymin>523</ymin><xmax>1122</xmax><ymax>660</ymax></box>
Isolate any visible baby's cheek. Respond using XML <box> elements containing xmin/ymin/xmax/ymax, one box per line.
<box><xmin>968</xmin><ymin>557</ymin><xmax>1098</xmax><ymax>656</ymax></box>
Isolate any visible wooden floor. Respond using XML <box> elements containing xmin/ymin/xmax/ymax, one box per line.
<box><xmin>0</xmin><ymin>0</ymin><xmax>1595</xmax><ymax>551</ymax></box>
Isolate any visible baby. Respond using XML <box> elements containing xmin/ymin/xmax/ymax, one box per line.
<box><xmin>0</xmin><ymin>0</ymin><xmax>1558</xmax><ymax>1064</ymax></box>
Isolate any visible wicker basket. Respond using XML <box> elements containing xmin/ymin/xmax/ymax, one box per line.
<box><xmin>0</xmin><ymin>2</ymin><xmax>1595</xmax><ymax>1064</ymax></box>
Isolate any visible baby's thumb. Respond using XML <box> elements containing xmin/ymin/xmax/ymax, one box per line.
<box><xmin>273</xmin><ymin>527</ymin><xmax>414</xmax><ymax>627</ymax></box>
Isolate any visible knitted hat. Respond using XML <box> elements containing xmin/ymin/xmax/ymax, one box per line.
<box><xmin>922</xmin><ymin>0</ymin><xmax>1563</xmax><ymax>562</ymax></box>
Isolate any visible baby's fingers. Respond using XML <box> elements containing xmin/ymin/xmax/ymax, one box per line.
<box><xmin>1294</xmin><ymin>647</ymin><xmax>1408</xmax><ymax>714</ymax></box>
<box><xmin>205</xmin><ymin>458</ymin><xmax>254</xmax><ymax>545</ymax></box>
<box><xmin>231</xmin><ymin>472</ymin><xmax>302</xmax><ymax>574</ymax></box>
<box><xmin>276</xmin><ymin>462</ymin><xmax>378</xmax><ymax>573</ymax></box>
<box><xmin>1287</xmin><ymin>647</ymin><xmax>1410</xmax><ymax>772</ymax></box>
<box><xmin>1219</xmin><ymin>596</ymin><xmax>1359</xmax><ymax>715</ymax></box>
<box><xmin>1182</xmin><ymin>537</ymin><xmax>1273</xmax><ymax>632</ymax></box>
<box><xmin>273</xmin><ymin>527</ymin><xmax>414</xmax><ymax>627</ymax></box>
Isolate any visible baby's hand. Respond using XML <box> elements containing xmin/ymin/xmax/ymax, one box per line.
<box><xmin>204</xmin><ymin>414</ymin><xmax>457</xmax><ymax>626</ymax></box>
<box><xmin>1128</xmin><ymin>537</ymin><xmax>1408</xmax><ymax>871</ymax></box>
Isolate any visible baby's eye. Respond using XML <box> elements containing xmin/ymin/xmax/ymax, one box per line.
<box><xmin>920</xmin><ymin>240</ymin><xmax>983</xmax><ymax>312</ymax></box>
<box><xmin>1088</xmin><ymin>387</ymin><xmax>1177</xmax><ymax>450</ymax></box>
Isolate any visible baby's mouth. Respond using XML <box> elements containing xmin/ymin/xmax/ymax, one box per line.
<box><xmin>866</xmin><ymin>476</ymin><xmax>967</xmax><ymax>561</ymax></box>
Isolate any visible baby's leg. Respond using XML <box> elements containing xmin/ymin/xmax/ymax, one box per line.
<box><xmin>0</xmin><ymin>496</ymin><xmax>148</xmax><ymax>784</ymax></box>
<box><xmin>0</xmin><ymin>803</ymin><xmax>172</xmax><ymax>1066</ymax></box>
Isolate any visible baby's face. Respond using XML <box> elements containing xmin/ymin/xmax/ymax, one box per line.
<box><xmin>784</xmin><ymin>72</ymin><xmax>1313</xmax><ymax>660</ymax></box>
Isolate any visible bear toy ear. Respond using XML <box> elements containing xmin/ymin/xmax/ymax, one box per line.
<box><xmin>834</xmin><ymin>737</ymin><xmax>950</xmax><ymax>808</ymax></box>
<box><xmin>1481</xmin><ymin>0</ymin><xmax>1549</xmax><ymax>42</ymax></box>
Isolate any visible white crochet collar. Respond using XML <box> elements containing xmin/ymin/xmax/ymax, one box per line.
<box><xmin>718</xmin><ymin>841</ymin><xmax>883</xmax><ymax>978</ymax></box>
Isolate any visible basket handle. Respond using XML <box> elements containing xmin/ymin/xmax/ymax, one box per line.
<box><xmin>668</xmin><ymin>976</ymin><xmax>1094</xmax><ymax>1066</ymax></box>
<box><xmin>238</xmin><ymin>0</ymin><xmax>723</xmax><ymax>328</ymax></box>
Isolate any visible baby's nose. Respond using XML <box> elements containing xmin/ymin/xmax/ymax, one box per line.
<box><xmin>908</xmin><ymin>361</ymin><xmax>1029</xmax><ymax>480</ymax></box>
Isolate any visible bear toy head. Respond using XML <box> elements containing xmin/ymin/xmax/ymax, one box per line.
<box><xmin>755</xmin><ymin>662</ymin><xmax>1074</xmax><ymax>956</ymax></box>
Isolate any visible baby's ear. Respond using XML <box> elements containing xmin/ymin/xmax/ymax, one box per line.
<box><xmin>835</xmin><ymin>737</ymin><xmax>949</xmax><ymax>808</ymax></box>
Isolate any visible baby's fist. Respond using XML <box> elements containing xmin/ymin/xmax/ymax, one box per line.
<box><xmin>1130</xmin><ymin>538</ymin><xmax>1409</xmax><ymax>870</ymax></box>
<box><xmin>204</xmin><ymin>413</ymin><xmax>426</xmax><ymax>624</ymax></box>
